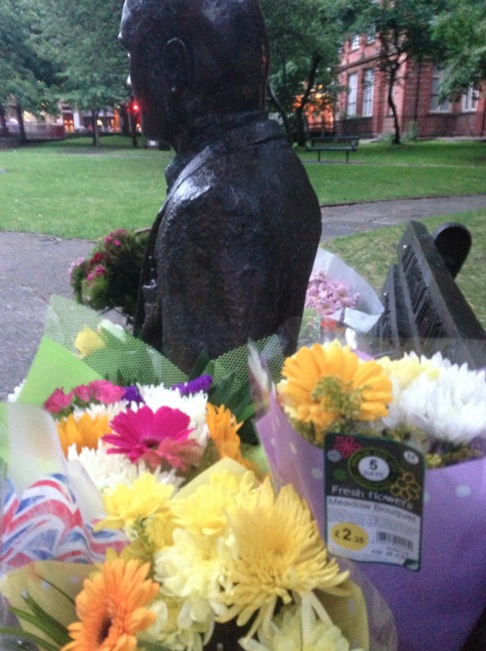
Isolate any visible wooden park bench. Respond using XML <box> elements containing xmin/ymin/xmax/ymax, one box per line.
<box><xmin>368</xmin><ymin>220</ymin><xmax>486</xmax><ymax>369</ymax></box>
<box><xmin>306</xmin><ymin>135</ymin><xmax>360</xmax><ymax>163</ymax></box>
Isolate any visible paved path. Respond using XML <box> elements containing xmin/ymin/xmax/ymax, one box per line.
<box><xmin>2</xmin><ymin>193</ymin><xmax>486</xmax><ymax>400</ymax></box>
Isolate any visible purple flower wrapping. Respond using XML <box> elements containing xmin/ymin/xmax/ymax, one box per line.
<box><xmin>256</xmin><ymin>395</ymin><xmax>486</xmax><ymax>651</ymax></box>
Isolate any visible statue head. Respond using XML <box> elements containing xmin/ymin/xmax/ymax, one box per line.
<box><xmin>119</xmin><ymin>0</ymin><xmax>270</xmax><ymax>149</ymax></box>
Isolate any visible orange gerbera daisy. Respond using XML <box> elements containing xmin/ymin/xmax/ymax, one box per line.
<box><xmin>277</xmin><ymin>340</ymin><xmax>392</xmax><ymax>444</ymax></box>
<box><xmin>57</xmin><ymin>412</ymin><xmax>111</xmax><ymax>456</ymax></box>
<box><xmin>62</xmin><ymin>558</ymin><xmax>159</xmax><ymax>651</ymax></box>
<box><xmin>206</xmin><ymin>404</ymin><xmax>243</xmax><ymax>458</ymax></box>
<box><xmin>206</xmin><ymin>403</ymin><xmax>254</xmax><ymax>469</ymax></box>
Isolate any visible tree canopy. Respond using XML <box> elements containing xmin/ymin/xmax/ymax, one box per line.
<box><xmin>261</xmin><ymin>0</ymin><xmax>342</xmax><ymax>143</ymax></box>
<box><xmin>432</xmin><ymin>0</ymin><xmax>486</xmax><ymax>101</ymax></box>
<box><xmin>31</xmin><ymin>0</ymin><xmax>128</xmax><ymax>144</ymax></box>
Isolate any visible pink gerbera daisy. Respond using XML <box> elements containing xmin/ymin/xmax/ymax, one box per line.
<box><xmin>103</xmin><ymin>405</ymin><xmax>202</xmax><ymax>472</ymax></box>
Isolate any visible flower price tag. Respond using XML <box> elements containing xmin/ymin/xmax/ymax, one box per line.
<box><xmin>324</xmin><ymin>433</ymin><xmax>425</xmax><ymax>570</ymax></box>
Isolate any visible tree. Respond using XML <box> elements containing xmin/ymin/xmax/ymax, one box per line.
<box><xmin>432</xmin><ymin>0</ymin><xmax>486</xmax><ymax>102</ymax></box>
<box><xmin>261</xmin><ymin>0</ymin><xmax>342</xmax><ymax>144</ymax></box>
<box><xmin>0</xmin><ymin>0</ymin><xmax>55</xmax><ymax>141</ymax></box>
<box><xmin>31</xmin><ymin>0</ymin><xmax>129</xmax><ymax>146</ymax></box>
<box><xmin>332</xmin><ymin>0</ymin><xmax>447</xmax><ymax>143</ymax></box>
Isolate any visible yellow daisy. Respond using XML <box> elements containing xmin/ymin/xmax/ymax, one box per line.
<box><xmin>219</xmin><ymin>479</ymin><xmax>349</xmax><ymax>638</ymax></box>
<box><xmin>57</xmin><ymin>413</ymin><xmax>111</xmax><ymax>456</ymax></box>
<box><xmin>62</xmin><ymin>558</ymin><xmax>158</xmax><ymax>651</ymax></box>
<box><xmin>277</xmin><ymin>340</ymin><xmax>392</xmax><ymax>443</ymax></box>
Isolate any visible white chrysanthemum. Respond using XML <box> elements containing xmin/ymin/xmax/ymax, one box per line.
<box><xmin>239</xmin><ymin>596</ymin><xmax>362</xmax><ymax>651</ymax></box>
<box><xmin>154</xmin><ymin>528</ymin><xmax>225</xmax><ymax>625</ymax></box>
<box><xmin>67</xmin><ymin>440</ymin><xmax>183</xmax><ymax>492</ymax></box>
<box><xmin>72</xmin><ymin>400</ymin><xmax>128</xmax><ymax>421</ymax></box>
<box><xmin>144</xmin><ymin>595</ymin><xmax>208</xmax><ymax>651</ymax></box>
<box><xmin>381</xmin><ymin>353</ymin><xmax>486</xmax><ymax>445</ymax></box>
<box><xmin>137</xmin><ymin>384</ymin><xmax>209</xmax><ymax>446</ymax></box>
<box><xmin>7</xmin><ymin>381</ymin><xmax>24</xmax><ymax>402</ymax></box>
<box><xmin>414</xmin><ymin>363</ymin><xmax>486</xmax><ymax>444</ymax></box>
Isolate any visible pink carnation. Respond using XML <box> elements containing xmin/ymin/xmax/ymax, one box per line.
<box><xmin>89</xmin><ymin>380</ymin><xmax>125</xmax><ymax>403</ymax></box>
<box><xmin>44</xmin><ymin>388</ymin><xmax>74</xmax><ymax>414</ymax></box>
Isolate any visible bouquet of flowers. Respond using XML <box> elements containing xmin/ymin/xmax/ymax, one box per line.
<box><xmin>254</xmin><ymin>339</ymin><xmax>486</xmax><ymax>651</ymax></box>
<box><xmin>70</xmin><ymin>228</ymin><xmax>149</xmax><ymax>322</ymax></box>
<box><xmin>302</xmin><ymin>250</ymin><xmax>383</xmax><ymax>344</ymax></box>
<box><xmin>0</xmin><ymin>298</ymin><xmax>378</xmax><ymax>651</ymax></box>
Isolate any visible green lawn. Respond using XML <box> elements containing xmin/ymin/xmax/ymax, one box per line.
<box><xmin>0</xmin><ymin>136</ymin><xmax>485</xmax><ymax>238</ymax></box>
<box><xmin>1</xmin><ymin>135</ymin><xmax>485</xmax><ymax>327</ymax></box>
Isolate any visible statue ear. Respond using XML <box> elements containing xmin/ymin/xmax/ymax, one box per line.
<box><xmin>163</xmin><ymin>37</ymin><xmax>191</xmax><ymax>92</ymax></box>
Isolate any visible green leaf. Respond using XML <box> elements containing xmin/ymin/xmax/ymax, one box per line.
<box><xmin>11</xmin><ymin>595</ymin><xmax>70</xmax><ymax>646</ymax></box>
<box><xmin>0</xmin><ymin>626</ymin><xmax>59</xmax><ymax>651</ymax></box>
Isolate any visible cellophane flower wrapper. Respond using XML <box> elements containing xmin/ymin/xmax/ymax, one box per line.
<box><xmin>0</xmin><ymin>402</ymin><xmax>127</xmax><ymax>573</ymax></box>
<box><xmin>303</xmin><ymin>249</ymin><xmax>384</xmax><ymax>336</ymax></box>
<box><xmin>255</xmin><ymin>394</ymin><xmax>397</xmax><ymax>651</ymax></box>
<box><xmin>254</xmin><ymin>351</ymin><xmax>486</xmax><ymax>651</ymax></box>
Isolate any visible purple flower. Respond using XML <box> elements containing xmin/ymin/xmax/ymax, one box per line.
<box><xmin>123</xmin><ymin>385</ymin><xmax>144</xmax><ymax>405</ymax></box>
<box><xmin>172</xmin><ymin>374</ymin><xmax>213</xmax><ymax>396</ymax></box>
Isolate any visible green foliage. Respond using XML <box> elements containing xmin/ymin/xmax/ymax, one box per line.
<box><xmin>32</xmin><ymin>0</ymin><xmax>128</xmax><ymax>116</ymax></box>
<box><xmin>260</xmin><ymin>0</ymin><xmax>341</xmax><ymax>137</ymax></box>
<box><xmin>432</xmin><ymin>0</ymin><xmax>486</xmax><ymax>100</ymax></box>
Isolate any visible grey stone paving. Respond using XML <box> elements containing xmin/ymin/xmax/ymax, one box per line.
<box><xmin>2</xmin><ymin>193</ymin><xmax>486</xmax><ymax>399</ymax></box>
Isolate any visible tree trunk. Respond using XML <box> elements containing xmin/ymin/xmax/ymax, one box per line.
<box><xmin>91</xmin><ymin>111</ymin><xmax>100</xmax><ymax>147</ymax></box>
<box><xmin>387</xmin><ymin>72</ymin><xmax>401</xmax><ymax>145</ymax></box>
<box><xmin>15</xmin><ymin>102</ymin><xmax>27</xmax><ymax>145</ymax></box>
<box><xmin>295</xmin><ymin>54</ymin><xmax>322</xmax><ymax>147</ymax></box>
<box><xmin>0</xmin><ymin>102</ymin><xmax>8</xmax><ymax>136</ymax></box>
<box><xmin>267</xmin><ymin>81</ymin><xmax>292</xmax><ymax>144</ymax></box>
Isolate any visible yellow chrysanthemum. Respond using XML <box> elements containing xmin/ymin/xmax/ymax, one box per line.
<box><xmin>97</xmin><ymin>472</ymin><xmax>175</xmax><ymax>533</ymax></box>
<box><xmin>57</xmin><ymin>413</ymin><xmax>111</xmax><ymax>456</ymax></box>
<box><xmin>378</xmin><ymin>352</ymin><xmax>440</xmax><ymax>389</ymax></box>
<box><xmin>74</xmin><ymin>326</ymin><xmax>106</xmax><ymax>357</ymax></box>
<box><xmin>219</xmin><ymin>479</ymin><xmax>349</xmax><ymax>638</ymax></box>
<box><xmin>171</xmin><ymin>469</ymin><xmax>257</xmax><ymax>537</ymax></box>
<box><xmin>277</xmin><ymin>341</ymin><xmax>392</xmax><ymax>443</ymax></box>
<box><xmin>62</xmin><ymin>558</ymin><xmax>158</xmax><ymax>651</ymax></box>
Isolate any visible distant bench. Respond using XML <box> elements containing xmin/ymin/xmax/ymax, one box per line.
<box><xmin>306</xmin><ymin>135</ymin><xmax>360</xmax><ymax>163</ymax></box>
<box><xmin>369</xmin><ymin>220</ymin><xmax>486</xmax><ymax>369</ymax></box>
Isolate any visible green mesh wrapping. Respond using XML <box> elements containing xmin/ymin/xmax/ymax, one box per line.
<box><xmin>44</xmin><ymin>296</ymin><xmax>284</xmax><ymax>390</ymax></box>
<box><xmin>213</xmin><ymin>335</ymin><xmax>283</xmax><ymax>391</ymax></box>
<box><xmin>44</xmin><ymin>296</ymin><xmax>186</xmax><ymax>386</ymax></box>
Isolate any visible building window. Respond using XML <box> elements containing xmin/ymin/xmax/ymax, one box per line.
<box><xmin>430</xmin><ymin>66</ymin><xmax>451</xmax><ymax>112</ymax></box>
<box><xmin>363</xmin><ymin>69</ymin><xmax>375</xmax><ymax>117</ymax></box>
<box><xmin>366</xmin><ymin>26</ymin><xmax>376</xmax><ymax>43</ymax></box>
<box><xmin>462</xmin><ymin>85</ymin><xmax>478</xmax><ymax>112</ymax></box>
<box><xmin>350</xmin><ymin>34</ymin><xmax>361</xmax><ymax>50</ymax></box>
<box><xmin>347</xmin><ymin>72</ymin><xmax>358</xmax><ymax>116</ymax></box>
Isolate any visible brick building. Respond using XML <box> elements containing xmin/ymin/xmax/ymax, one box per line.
<box><xmin>334</xmin><ymin>34</ymin><xmax>486</xmax><ymax>139</ymax></box>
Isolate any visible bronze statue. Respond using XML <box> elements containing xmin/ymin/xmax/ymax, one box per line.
<box><xmin>120</xmin><ymin>0</ymin><xmax>322</xmax><ymax>373</ymax></box>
